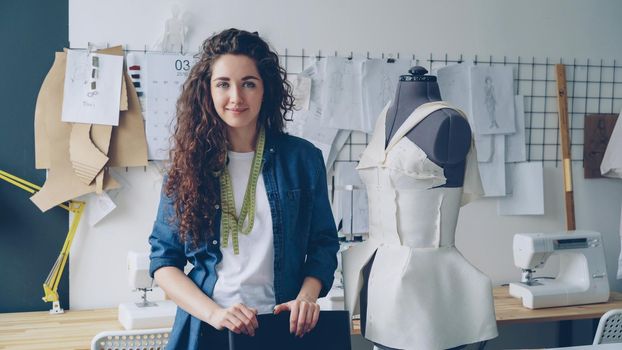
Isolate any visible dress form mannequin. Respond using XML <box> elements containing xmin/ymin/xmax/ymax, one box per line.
<box><xmin>360</xmin><ymin>67</ymin><xmax>472</xmax><ymax>350</ymax></box>
<box><xmin>386</xmin><ymin>66</ymin><xmax>471</xmax><ymax>187</ymax></box>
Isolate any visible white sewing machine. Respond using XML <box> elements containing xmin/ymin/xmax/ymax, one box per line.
<box><xmin>118</xmin><ymin>251</ymin><xmax>177</xmax><ymax>329</ymax></box>
<box><xmin>508</xmin><ymin>231</ymin><xmax>610</xmax><ymax>309</ymax></box>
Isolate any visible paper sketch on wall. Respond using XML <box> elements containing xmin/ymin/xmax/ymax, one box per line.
<box><xmin>292</xmin><ymin>75</ymin><xmax>311</xmax><ymax>111</ymax></box>
<box><xmin>322</xmin><ymin>57</ymin><xmax>366</xmax><ymax>132</ymax></box>
<box><xmin>62</xmin><ymin>50</ymin><xmax>124</xmax><ymax>125</ymax></box>
<box><xmin>361</xmin><ymin>58</ymin><xmax>412</xmax><ymax>134</ymax></box>
<box><xmin>286</xmin><ymin>60</ymin><xmax>340</xmax><ymax>166</ymax></box>
<box><xmin>436</xmin><ymin>63</ymin><xmax>493</xmax><ymax>162</ymax></box>
<box><xmin>328</xmin><ymin>70</ymin><xmax>344</xmax><ymax>107</ymax></box>
<box><xmin>484</xmin><ymin>76</ymin><xmax>498</xmax><ymax>128</ymax></box>
<box><xmin>470</xmin><ymin>65</ymin><xmax>516</xmax><ymax>135</ymax></box>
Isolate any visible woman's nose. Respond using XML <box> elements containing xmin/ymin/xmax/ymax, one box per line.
<box><xmin>229</xmin><ymin>85</ymin><xmax>243</xmax><ymax>103</ymax></box>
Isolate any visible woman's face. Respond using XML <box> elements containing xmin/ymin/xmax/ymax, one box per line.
<box><xmin>210</xmin><ymin>54</ymin><xmax>264</xmax><ymax>134</ymax></box>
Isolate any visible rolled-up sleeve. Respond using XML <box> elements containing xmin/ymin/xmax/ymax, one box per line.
<box><xmin>303</xmin><ymin>148</ymin><xmax>339</xmax><ymax>297</ymax></box>
<box><xmin>149</xmin><ymin>180</ymin><xmax>186</xmax><ymax>278</ymax></box>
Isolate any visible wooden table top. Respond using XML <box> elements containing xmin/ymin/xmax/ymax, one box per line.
<box><xmin>2</xmin><ymin>287</ymin><xmax>622</xmax><ymax>349</ymax></box>
<box><xmin>492</xmin><ymin>286</ymin><xmax>622</xmax><ymax>325</ymax></box>
<box><xmin>0</xmin><ymin>308</ymin><xmax>122</xmax><ymax>350</ymax></box>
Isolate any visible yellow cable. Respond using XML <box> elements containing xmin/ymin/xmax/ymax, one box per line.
<box><xmin>0</xmin><ymin>170</ymin><xmax>71</xmax><ymax>211</ymax></box>
<box><xmin>50</xmin><ymin>202</ymin><xmax>84</xmax><ymax>293</ymax></box>
<box><xmin>0</xmin><ymin>171</ymin><xmax>39</xmax><ymax>194</ymax></box>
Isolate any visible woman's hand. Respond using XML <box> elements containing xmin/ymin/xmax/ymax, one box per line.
<box><xmin>273</xmin><ymin>298</ymin><xmax>320</xmax><ymax>337</ymax></box>
<box><xmin>207</xmin><ymin>303</ymin><xmax>259</xmax><ymax>336</ymax></box>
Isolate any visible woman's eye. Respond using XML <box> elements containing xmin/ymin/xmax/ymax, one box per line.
<box><xmin>242</xmin><ymin>81</ymin><xmax>256</xmax><ymax>88</ymax></box>
<box><xmin>216</xmin><ymin>81</ymin><xmax>229</xmax><ymax>88</ymax></box>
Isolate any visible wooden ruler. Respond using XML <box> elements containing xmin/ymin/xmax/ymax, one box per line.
<box><xmin>555</xmin><ymin>64</ymin><xmax>576</xmax><ymax>230</ymax></box>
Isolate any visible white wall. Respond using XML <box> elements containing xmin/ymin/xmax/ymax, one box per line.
<box><xmin>69</xmin><ymin>0</ymin><xmax>622</xmax><ymax>348</ymax></box>
<box><xmin>70</xmin><ymin>0</ymin><xmax>622</xmax><ymax>60</ymax></box>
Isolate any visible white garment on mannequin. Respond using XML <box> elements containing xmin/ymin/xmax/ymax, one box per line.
<box><xmin>342</xmin><ymin>101</ymin><xmax>497</xmax><ymax>350</ymax></box>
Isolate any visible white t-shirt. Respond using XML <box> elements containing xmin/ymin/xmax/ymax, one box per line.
<box><xmin>211</xmin><ymin>150</ymin><xmax>275</xmax><ymax>314</ymax></box>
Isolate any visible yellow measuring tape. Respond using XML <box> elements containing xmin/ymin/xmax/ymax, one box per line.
<box><xmin>0</xmin><ymin>170</ymin><xmax>85</xmax><ymax>314</ymax></box>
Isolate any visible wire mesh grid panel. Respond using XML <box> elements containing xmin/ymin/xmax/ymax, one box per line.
<box><xmin>279</xmin><ymin>50</ymin><xmax>622</xmax><ymax>167</ymax></box>
<box><xmin>67</xmin><ymin>46</ymin><xmax>622</xmax><ymax>166</ymax></box>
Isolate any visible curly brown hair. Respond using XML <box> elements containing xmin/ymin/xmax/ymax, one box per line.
<box><xmin>166</xmin><ymin>28</ymin><xmax>294</xmax><ymax>245</ymax></box>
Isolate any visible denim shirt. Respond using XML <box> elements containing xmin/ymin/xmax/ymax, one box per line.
<box><xmin>148</xmin><ymin>132</ymin><xmax>339</xmax><ymax>350</ymax></box>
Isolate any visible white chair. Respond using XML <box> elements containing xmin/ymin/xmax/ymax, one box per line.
<box><xmin>593</xmin><ymin>309</ymin><xmax>622</xmax><ymax>345</ymax></box>
<box><xmin>91</xmin><ymin>328</ymin><xmax>172</xmax><ymax>350</ymax></box>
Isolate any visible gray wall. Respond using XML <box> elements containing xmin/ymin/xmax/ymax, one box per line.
<box><xmin>0</xmin><ymin>0</ymin><xmax>68</xmax><ymax>312</ymax></box>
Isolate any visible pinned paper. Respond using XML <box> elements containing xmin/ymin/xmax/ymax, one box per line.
<box><xmin>35</xmin><ymin>52</ymin><xmax>71</xmax><ymax>170</ymax></box>
<box><xmin>292</xmin><ymin>75</ymin><xmax>311</xmax><ymax>111</ymax></box>
<box><xmin>69</xmin><ymin>123</ymin><xmax>109</xmax><ymax>185</ymax></box>
<box><xmin>326</xmin><ymin>130</ymin><xmax>352</xmax><ymax>171</ymax></box>
<box><xmin>30</xmin><ymin>165</ymin><xmax>119</xmax><ymax>212</ymax></box>
<box><xmin>478</xmin><ymin>135</ymin><xmax>506</xmax><ymax>197</ymax></box>
<box><xmin>470</xmin><ymin>65</ymin><xmax>516</xmax><ymax>135</ymax></box>
<box><xmin>84</xmin><ymin>192</ymin><xmax>117</xmax><ymax>226</ymax></box>
<box><xmin>31</xmin><ymin>50</ymin><xmax>119</xmax><ymax>212</ymax></box>
<box><xmin>35</xmin><ymin>46</ymin><xmax>143</xmax><ymax>170</ymax></box>
<box><xmin>322</xmin><ymin>57</ymin><xmax>366</xmax><ymax>132</ymax></box>
<box><xmin>287</xmin><ymin>61</ymin><xmax>339</xmax><ymax>165</ymax></box>
<box><xmin>107</xmin><ymin>67</ymin><xmax>149</xmax><ymax>167</ymax></box>
<box><xmin>506</xmin><ymin>95</ymin><xmax>527</xmax><ymax>163</ymax></box>
<box><xmin>62</xmin><ymin>50</ymin><xmax>124</xmax><ymax>126</ymax></box>
<box><xmin>436</xmin><ymin>63</ymin><xmax>493</xmax><ymax>162</ymax></box>
<box><xmin>360</xmin><ymin>59</ymin><xmax>411</xmax><ymax>133</ymax></box>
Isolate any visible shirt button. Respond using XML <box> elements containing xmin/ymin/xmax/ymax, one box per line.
<box><xmin>212</xmin><ymin>240</ymin><xmax>218</xmax><ymax>245</ymax></box>
<box><xmin>214</xmin><ymin>204</ymin><xmax>220</xmax><ymax>209</ymax></box>
<box><xmin>269</xmin><ymin>148</ymin><xmax>275</xmax><ymax>153</ymax></box>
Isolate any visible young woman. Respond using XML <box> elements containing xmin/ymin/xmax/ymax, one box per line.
<box><xmin>148</xmin><ymin>28</ymin><xmax>339</xmax><ymax>349</ymax></box>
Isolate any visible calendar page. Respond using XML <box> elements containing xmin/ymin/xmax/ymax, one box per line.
<box><xmin>143</xmin><ymin>52</ymin><xmax>197</xmax><ymax>160</ymax></box>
